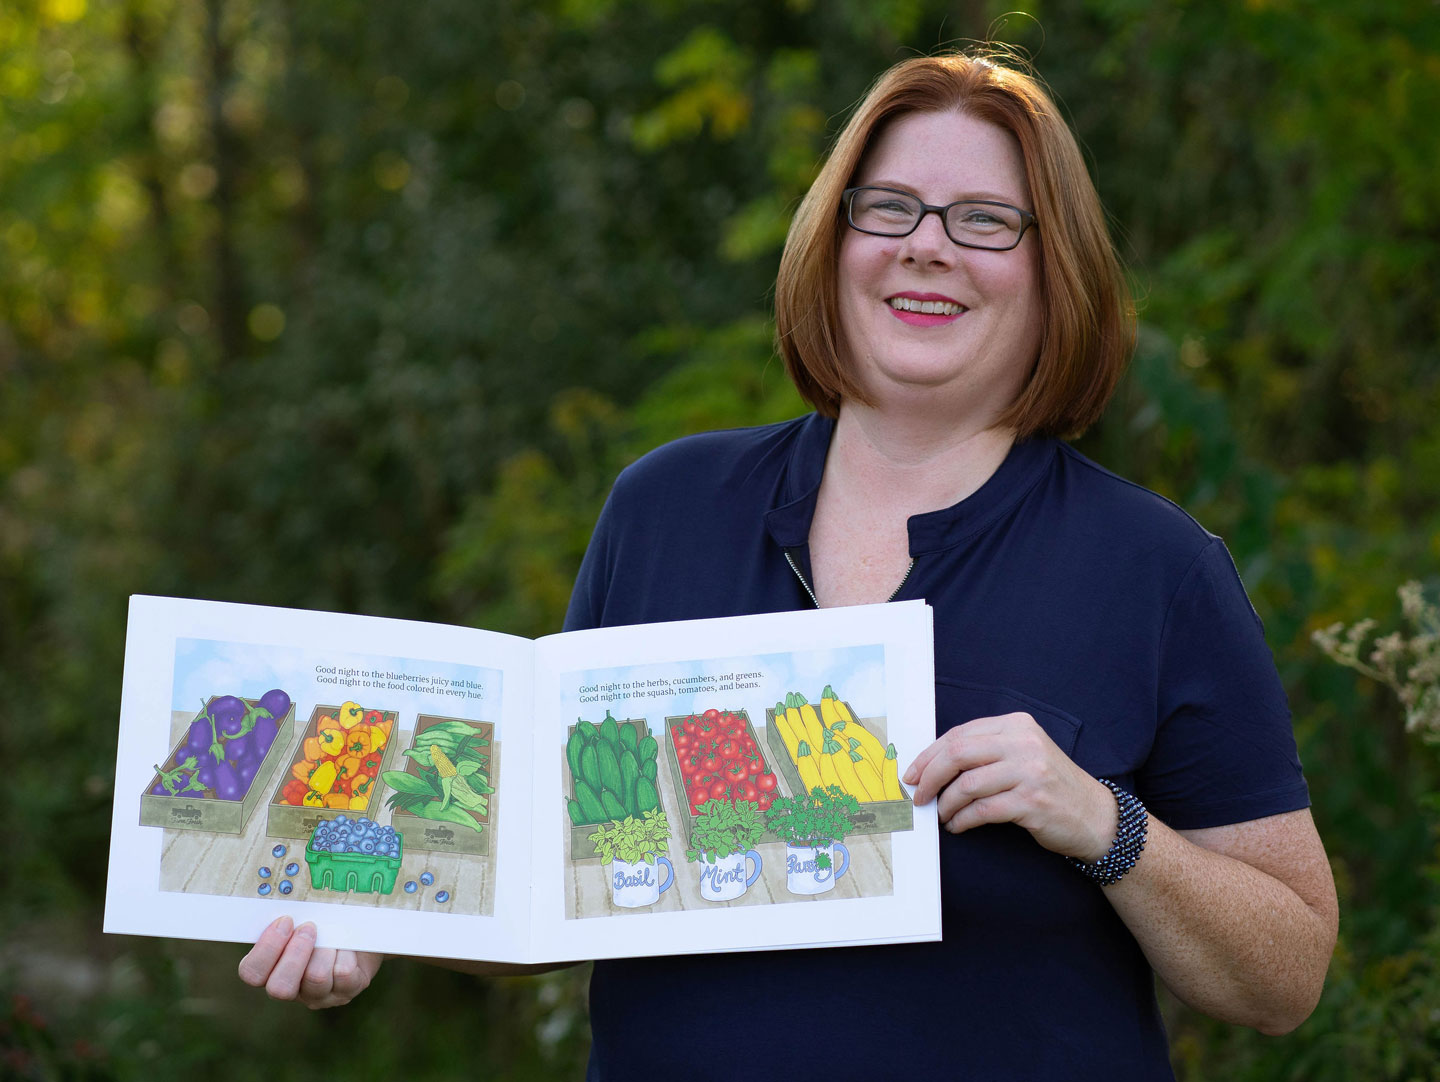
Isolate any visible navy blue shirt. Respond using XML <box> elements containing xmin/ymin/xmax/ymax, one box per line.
<box><xmin>565</xmin><ymin>413</ymin><xmax>1308</xmax><ymax>1081</ymax></box>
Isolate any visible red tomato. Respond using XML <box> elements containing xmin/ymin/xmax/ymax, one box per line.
<box><xmin>680</xmin><ymin>756</ymin><xmax>698</xmax><ymax>778</ymax></box>
<box><xmin>735</xmin><ymin>781</ymin><xmax>758</xmax><ymax>802</ymax></box>
<box><xmin>725</xmin><ymin>759</ymin><xmax>747</xmax><ymax>782</ymax></box>
<box><xmin>719</xmin><ymin>738</ymin><xmax>740</xmax><ymax>761</ymax></box>
<box><xmin>690</xmin><ymin>783</ymin><xmax>710</xmax><ymax>806</ymax></box>
<box><xmin>708</xmin><ymin>778</ymin><xmax>729</xmax><ymax>800</ymax></box>
<box><xmin>703</xmin><ymin>708</ymin><xmax>720</xmax><ymax>723</ymax></box>
<box><xmin>699</xmin><ymin>752</ymin><xmax>722</xmax><ymax>775</ymax></box>
<box><xmin>683</xmin><ymin>717</ymin><xmax>699</xmax><ymax>736</ymax></box>
<box><xmin>758</xmin><ymin>793</ymin><xmax>773</xmax><ymax>811</ymax></box>
<box><xmin>675</xmin><ymin>734</ymin><xmax>693</xmax><ymax>753</ymax></box>
<box><xmin>757</xmin><ymin>772</ymin><xmax>778</xmax><ymax>793</ymax></box>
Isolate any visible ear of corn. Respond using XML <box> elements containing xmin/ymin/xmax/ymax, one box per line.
<box><xmin>430</xmin><ymin>744</ymin><xmax>457</xmax><ymax>777</ymax></box>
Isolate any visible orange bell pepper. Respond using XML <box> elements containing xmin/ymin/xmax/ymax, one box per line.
<box><xmin>324</xmin><ymin>792</ymin><xmax>349</xmax><ymax>809</ymax></box>
<box><xmin>317</xmin><ymin>713</ymin><xmax>340</xmax><ymax>732</ymax></box>
<box><xmin>292</xmin><ymin>758</ymin><xmax>317</xmax><ymax>783</ymax></box>
<box><xmin>303</xmin><ymin>736</ymin><xmax>323</xmax><ymax>761</ymax></box>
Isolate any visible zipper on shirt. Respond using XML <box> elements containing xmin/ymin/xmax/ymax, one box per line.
<box><xmin>784</xmin><ymin>549</ymin><xmax>915</xmax><ymax>608</ymax></box>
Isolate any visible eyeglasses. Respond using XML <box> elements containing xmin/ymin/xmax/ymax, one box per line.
<box><xmin>841</xmin><ymin>186</ymin><xmax>1037</xmax><ymax>251</ymax></box>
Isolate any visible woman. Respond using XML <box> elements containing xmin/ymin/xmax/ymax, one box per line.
<box><xmin>241</xmin><ymin>52</ymin><xmax>1337</xmax><ymax>1079</ymax></box>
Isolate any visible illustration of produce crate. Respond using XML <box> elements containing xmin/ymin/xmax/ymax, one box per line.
<box><xmin>566</xmin><ymin>717</ymin><xmax>652</xmax><ymax>861</ymax></box>
<box><xmin>764</xmin><ymin>706</ymin><xmax>914</xmax><ymax>836</ymax></box>
<box><xmin>663</xmin><ymin>710</ymin><xmax>782</xmax><ymax>849</ymax></box>
<box><xmin>266</xmin><ymin>705</ymin><xmax>399</xmax><ymax>841</ymax></box>
<box><xmin>391</xmin><ymin>715</ymin><xmax>498</xmax><ymax>857</ymax></box>
<box><xmin>139</xmin><ymin>696</ymin><xmax>297</xmax><ymax>834</ymax></box>
<box><xmin>305</xmin><ymin>831</ymin><xmax>404</xmax><ymax>894</ymax></box>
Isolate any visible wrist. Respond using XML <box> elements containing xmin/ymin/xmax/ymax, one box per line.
<box><xmin>1068</xmin><ymin>779</ymin><xmax>1148</xmax><ymax>887</ymax></box>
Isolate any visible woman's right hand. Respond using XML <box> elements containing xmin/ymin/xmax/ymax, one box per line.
<box><xmin>238</xmin><ymin>915</ymin><xmax>384</xmax><ymax>1008</ymax></box>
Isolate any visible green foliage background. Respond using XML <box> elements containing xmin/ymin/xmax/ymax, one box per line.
<box><xmin>2</xmin><ymin>0</ymin><xmax>1438</xmax><ymax>1076</ymax></box>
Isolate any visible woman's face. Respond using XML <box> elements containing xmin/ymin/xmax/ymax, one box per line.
<box><xmin>837</xmin><ymin>109</ymin><xmax>1043</xmax><ymax>423</ymax></box>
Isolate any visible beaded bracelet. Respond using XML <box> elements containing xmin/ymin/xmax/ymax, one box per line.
<box><xmin>1068</xmin><ymin>778</ymin><xmax>1148</xmax><ymax>887</ymax></box>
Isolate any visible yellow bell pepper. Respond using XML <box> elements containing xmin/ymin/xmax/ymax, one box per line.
<box><xmin>348</xmin><ymin>792</ymin><xmax>370</xmax><ymax>810</ymax></box>
<box><xmin>309</xmin><ymin>760</ymin><xmax>338</xmax><ymax>796</ymax></box>
<box><xmin>338</xmin><ymin>701</ymin><xmax>365</xmax><ymax>729</ymax></box>
<box><xmin>366</xmin><ymin>723</ymin><xmax>388</xmax><ymax>752</ymax></box>
<box><xmin>317</xmin><ymin>727</ymin><xmax>345</xmax><ymax>755</ymax></box>
<box><xmin>302</xmin><ymin>789</ymin><xmax>325</xmax><ymax>807</ymax></box>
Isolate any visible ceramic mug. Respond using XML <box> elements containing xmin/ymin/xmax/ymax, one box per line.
<box><xmin>784</xmin><ymin>842</ymin><xmax>849</xmax><ymax>896</ymax></box>
<box><xmin>696</xmin><ymin>848</ymin><xmax>763</xmax><ymax>902</ymax></box>
<box><xmin>610</xmin><ymin>854</ymin><xmax>674</xmax><ymax>908</ymax></box>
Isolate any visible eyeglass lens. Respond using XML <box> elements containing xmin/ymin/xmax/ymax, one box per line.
<box><xmin>848</xmin><ymin>188</ymin><xmax>1025</xmax><ymax>249</ymax></box>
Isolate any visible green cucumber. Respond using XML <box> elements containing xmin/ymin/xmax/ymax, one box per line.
<box><xmin>600</xmin><ymin>711</ymin><xmax>621</xmax><ymax>749</ymax></box>
<box><xmin>565</xmin><ymin>729</ymin><xmax>585</xmax><ymax>783</ymax></box>
<box><xmin>635</xmin><ymin>776</ymin><xmax>660</xmax><ymax>815</ymax></box>
<box><xmin>575</xmin><ymin>718</ymin><xmax>601</xmax><ymax>745</ymax></box>
<box><xmin>596</xmin><ymin>741</ymin><xmax>622</xmax><ymax>796</ymax></box>
<box><xmin>620</xmin><ymin>748</ymin><xmax>640</xmax><ymax>803</ymax></box>
<box><xmin>566</xmin><ymin>798</ymin><xmax>586</xmax><ymax>826</ymax></box>
<box><xmin>574</xmin><ymin>781</ymin><xmax>605</xmax><ymax>823</ymax></box>
<box><xmin>637</xmin><ymin>734</ymin><xmax>658</xmax><ymax>762</ymax></box>
<box><xmin>580</xmin><ymin>743</ymin><xmax>601</xmax><ymax>793</ymax></box>
<box><xmin>600</xmin><ymin>788</ymin><xmax>627</xmax><ymax>821</ymax></box>
<box><xmin>640</xmin><ymin>758</ymin><xmax>657</xmax><ymax>782</ymax></box>
<box><xmin>619</xmin><ymin>723</ymin><xmax>638</xmax><ymax>755</ymax></box>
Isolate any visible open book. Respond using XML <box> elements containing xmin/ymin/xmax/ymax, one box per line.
<box><xmin>104</xmin><ymin>595</ymin><xmax>940</xmax><ymax>962</ymax></box>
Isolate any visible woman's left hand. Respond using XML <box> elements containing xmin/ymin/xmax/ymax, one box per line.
<box><xmin>904</xmin><ymin>711</ymin><xmax>1117</xmax><ymax>861</ymax></box>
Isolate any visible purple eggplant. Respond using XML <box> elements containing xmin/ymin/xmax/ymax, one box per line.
<box><xmin>197</xmin><ymin>761</ymin><xmax>218</xmax><ymax>788</ymax></box>
<box><xmin>208</xmin><ymin>695</ymin><xmax>247</xmax><ymax>737</ymax></box>
<box><xmin>225</xmin><ymin>733</ymin><xmax>253</xmax><ymax>762</ymax></box>
<box><xmin>257</xmin><ymin>689</ymin><xmax>291</xmax><ymax>723</ymax></box>
<box><xmin>213</xmin><ymin>761</ymin><xmax>242</xmax><ymax>801</ymax></box>
<box><xmin>185</xmin><ymin>718</ymin><xmax>213</xmax><ymax>754</ymax></box>
<box><xmin>236</xmin><ymin>759</ymin><xmax>258</xmax><ymax>791</ymax></box>
<box><xmin>251</xmin><ymin>715</ymin><xmax>278</xmax><ymax>758</ymax></box>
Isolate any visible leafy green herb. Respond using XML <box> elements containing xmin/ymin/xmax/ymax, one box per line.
<box><xmin>589</xmin><ymin>809</ymin><xmax>670</xmax><ymax>865</ymax></box>
<box><xmin>686</xmin><ymin>798</ymin><xmax>763</xmax><ymax>863</ymax></box>
<box><xmin>764</xmin><ymin>785</ymin><xmax>859</xmax><ymax>864</ymax></box>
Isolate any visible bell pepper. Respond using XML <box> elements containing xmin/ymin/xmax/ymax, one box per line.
<box><xmin>348</xmin><ymin>792</ymin><xmax>370</xmax><ymax>810</ymax></box>
<box><xmin>367</xmin><ymin>723</ymin><xmax>389</xmax><ymax>752</ymax></box>
<box><xmin>292</xmin><ymin>758</ymin><xmax>318</xmax><ymax>783</ymax></box>
<box><xmin>317</xmin><ymin>727</ymin><xmax>345</xmax><ymax>755</ymax></box>
<box><xmin>350</xmin><ymin>773</ymin><xmax>374</xmax><ymax>801</ymax></box>
<box><xmin>281</xmin><ymin>778</ymin><xmax>309</xmax><ymax>806</ymax></box>
<box><xmin>345</xmin><ymin>730</ymin><xmax>372</xmax><ymax>756</ymax></box>
<box><xmin>363</xmin><ymin>708</ymin><xmax>384</xmax><ymax>726</ymax></box>
<box><xmin>317</xmin><ymin>713</ymin><xmax>340</xmax><ymax>733</ymax></box>
<box><xmin>359</xmin><ymin>752</ymin><xmax>383</xmax><ymax>778</ymax></box>
<box><xmin>309</xmin><ymin>760</ymin><xmax>338</xmax><ymax>796</ymax></box>
<box><xmin>324</xmin><ymin>792</ymin><xmax>350</xmax><ymax>809</ymax></box>
<box><xmin>338</xmin><ymin>701</ymin><xmax>365</xmax><ymax>729</ymax></box>
<box><xmin>303</xmin><ymin>736</ymin><xmax>323</xmax><ymax>761</ymax></box>
<box><xmin>302</xmin><ymin>789</ymin><xmax>326</xmax><ymax>807</ymax></box>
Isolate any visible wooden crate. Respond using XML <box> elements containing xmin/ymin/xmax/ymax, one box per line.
<box><xmin>662</xmin><ymin>710</ymin><xmax>782</xmax><ymax>849</ymax></box>
<box><xmin>764</xmin><ymin>706</ymin><xmax>914</xmax><ymax>836</ymax></box>
<box><xmin>565</xmin><ymin>717</ymin><xmax>652</xmax><ymax>861</ymax></box>
<box><xmin>139</xmin><ymin>697</ymin><xmax>296</xmax><ymax>834</ymax></box>
<box><xmin>265</xmin><ymin>704</ymin><xmax>399</xmax><ymax>840</ymax></box>
<box><xmin>391</xmin><ymin>715</ymin><xmax>497</xmax><ymax>857</ymax></box>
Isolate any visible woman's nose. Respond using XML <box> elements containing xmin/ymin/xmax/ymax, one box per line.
<box><xmin>899</xmin><ymin>209</ymin><xmax>956</xmax><ymax>267</ymax></box>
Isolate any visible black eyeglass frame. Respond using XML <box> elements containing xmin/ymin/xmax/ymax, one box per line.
<box><xmin>840</xmin><ymin>186</ymin><xmax>1038</xmax><ymax>251</ymax></box>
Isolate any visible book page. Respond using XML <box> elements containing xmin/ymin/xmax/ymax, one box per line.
<box><xmin>105</xmin><ymin>595</ymin><xmax>537</xmax><ymax>963</ymax></box>
<box><xmin>531</xmin><ymin>601</ymin><xmax>939</xmax><ymax>963</ymax></box>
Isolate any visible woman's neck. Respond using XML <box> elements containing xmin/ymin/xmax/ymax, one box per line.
<box><xmin>824</xmin><ymin>401</ymin><xmax>1017</xmax><ymax>517</ymax></box>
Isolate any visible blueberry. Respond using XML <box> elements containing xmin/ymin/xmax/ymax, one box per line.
<box><xmin>258</xmin><ymin>883</ymin><xmax>272</xmax><ymax>896</ymax></box>
<box><xmin>272</xmin><ymin>844</ymin><xmax>287</xmax><ymax>859</ymax></box>
<box><xmin>435</xmin><ymin>890</ymin><xmax>450</xmax><ymax>904</ymax></box>
<box><xmin>285</xmin><ymin>862</ymin><xmax>299</xmax><ymax>876</ymax></box>
<box><xmin>334</xmin><ymin>814</ymin><xmax>349</xmax><ymax>825</ymax></box>
<box><xmin>278</xmin><ymin>880</ymin><xmax>293</xmax><ymax>895</ymax></box>
<box><xmin>360</xmin><ymin>839</ymin><xmax>375</xmax><ymax>854</ymax></box>
<box><xmin>258</xmin><ymin>866</ymin><xmax>271</xmax><ymax>879</ymax></box>
<box><xmin>420</xmin><ymin>871</ymin><xmax>434</xmax><ymax>886</ymax></box>
<box><xmin>404</xmin><ymin>881</ymin><xmax>417</xmax><ymax>893</ymax></box>
<box><xmin>357</xmin><ymin>817</ymin><xmax>371</xmax><ymax>828</ymax></box>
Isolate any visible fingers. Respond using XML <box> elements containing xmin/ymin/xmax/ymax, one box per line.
<box><xmin>264</xmin><ymin>920</ymin><xmax>319</xmax><ymax>1002</ymax></box>
<box><xmin>906</xmin><ymin>726</ymin><xmax>1009</xmax><ymax>807</ymax></box>
<box><xmin>238</xmin><ymin>915</ymin><xmax>294</xmax><ymax>988</ymax></box>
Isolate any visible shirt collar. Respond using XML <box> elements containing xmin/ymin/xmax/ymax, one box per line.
<box><xmin>764</xmin><ymin>411</ymin><xmax>1057</xmax><ymax>556</ymax></box>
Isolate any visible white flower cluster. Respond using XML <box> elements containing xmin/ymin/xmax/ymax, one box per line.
<box><xmin>1314</xmin><ymin>580</ymin><xmax>1440</xmax><ymax>737</ymax></box>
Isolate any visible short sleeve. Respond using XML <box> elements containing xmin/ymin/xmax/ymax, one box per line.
<box><xmin>1136</xmin><ymin>539</ymin><xmax>1310</xmax><ymax>830</ymax></box>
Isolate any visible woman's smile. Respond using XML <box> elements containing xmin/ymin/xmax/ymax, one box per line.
<box><xmin>887</xmin><ymin>291</ymin><xmax>968</xmax><ymax>324</ymax></box>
